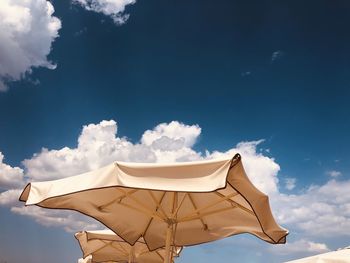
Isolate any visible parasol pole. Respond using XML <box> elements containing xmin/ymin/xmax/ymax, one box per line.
<box><xmin>128</xmin><ymin>245</ymin><xmax>135</xmax><ymax>263</ymax></box>
<box><xmin>164</xmin><ymin>223</ymin><xmax>173</xmax><ymax>263</ymax></box>
<box><xmin>164</xmin><ymin>191</ymin><xmax>176</xmax><ymax>263</ymax></box>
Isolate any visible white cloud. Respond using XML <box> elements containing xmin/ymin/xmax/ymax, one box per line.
<box><xmin>141</xmin><ymin>121</ymin><xmax>202</xmax><ymax>163</ymax></box>
<box><xmin>73</xmin><ymin>0</ymin><xmax>136</xmax><ymax>25</ymax></box>
<box><xmin>11</xmin><ymin>206</ymin><xmax>101</xmax><ymax>232</ymax></box>
<box><xmin>0</xmin><ymin>152</ymin><xmax>25</xmax><ymax>189</ymax></box>
<box><xmin>285</xmin><ymin>178</ymin><xmax>296</xmax><ymax>190</ymax></box>
<box><xmin>273</xmin><ymin>179</ymin><xmax>350</xmax><ymax>237</ymax></box>
<box><xmin>326</xmin><ymin>170</ymin><xmax>342</xmax><ymax>177</ymax></box>
<box><xmin>0</xmin><ymin>189</ymin><xmax>22</xmax><ymax>206</ymax></box>
<box><xmin>271</xmin><ymin>239</ymin><xmax>329</xmax><ymax>255</ymax></box>
<box><xmin>23</xmin><ymin>120</ymin><xmax>203</xmax><ymax>181</ymax></box>
<box><xmin>0</xmin><ymin>0</ymin><xmax>61</xmax><ymax>91</ymax></box>
<box><xmin>141</xmin><ymin>121</ymin><xmax>201</xmax><ymax>148</ymax></box>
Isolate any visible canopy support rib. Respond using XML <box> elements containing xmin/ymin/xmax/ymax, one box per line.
<box><xmin>214</xmin><ymin>191</ymin><xmax>254</xmax><ymax>215</ymax></box>
<box><xmin>148</xmin><ymin>191</ymin><xmax>168</xmax><ymax>219</ymax></box>
<box><xmin>110</xmin><ymin>241</ymin><xmax>130</xmax><ymax>256</ymax></box>
<box><xmin>174</xmin><ymin>193</ymin><xmax>188</xmax><ymax>215</ymax></box>
<box><xmin>99</xmin><ymin>189</ymin><xmax>139</xmax><ymax>210</ymax></box>
<box><xmin>156</xmin><ymin>250</ymin><xmax>165</xmax><ymax>261</ymax></box>
<box><xmin>118</xmin><ymin>202</ymin><xmax>165</xmax><ymax>221</ymax></box>
<box><xmin>93</xmin><ymin>240</ymin><xmax>113</xmax><ymax>255</ymax></box>
<box><xmin>178</xmin><ymin>206</ymin><xmax>235</xmax><ymax>222</ymax></box>
<box><xmin>117</xmin><ymin>189</ymin><xmax>166</xmax><ymax>220</ymax></box>
<box><xmin>117</xmin><ymin>188</ymin><xmax>165</xmax><ymax>220</ymax></box>
<box><xmin>141</xmin><ymin>192</ymin><xmax>167</xmax><ymax>237</ymax></box>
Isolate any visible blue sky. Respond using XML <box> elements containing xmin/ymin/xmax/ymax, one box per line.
<box><xmin>1</xmin><ymin>0</ymin><xmax>350</xmax><ymax>262</ymax></box>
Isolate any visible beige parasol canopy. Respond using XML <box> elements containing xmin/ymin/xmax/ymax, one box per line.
<box><xmin>285</xmin><ymin>247</ymin><xmax>350</xmax><ymax>263</ymax></box>
<box><xmin>75</xmin><ymin>229</ymin><xmax>181</xmax><ymax>263</ymax></box>
<box><xmin>20</xmin><ymin>154</ymin><xmax>288</xmax><ymax>263</ymax></box>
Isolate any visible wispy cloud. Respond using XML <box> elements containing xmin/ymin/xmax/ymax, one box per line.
<box><xmin>285</xmin><ymin>177</ymin><xmax>296</xmax><ymax>190</ymax></box>
<box><xmin>241</xmin><ymin>71</ymin><xmax>251</xmax><ymax>77</ymax></box>
<box><xmin>326</xmin><ymin>170</ymin><xmax>342</xmax><ymax>177</ymax></box>
<box><xmin>74</xmin><ymin>27</ymin><xmax>87</xmax><ymax>37</ymax></box>
<box><xmin>271</xmin><ymin>50</ymin><xmax>285</xmax><ymax>62</ymax></box>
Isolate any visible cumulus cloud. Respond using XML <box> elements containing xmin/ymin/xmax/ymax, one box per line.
<box><xmin>73</xmin><ymin>0</ymin><xmax>136</xmax><ymax>25</ymax></box>
<box><xmin>273</xmin><ymin>179</ymin><xmax>350</xmax><ymax>238</ymax></box>
<box><xmin>11</xmin><ymin>206</ymin><xmax>101</xmax><ymax>232</ymax></box>
<box><xmin>0</xmin><ymin>0</ymin><xmax>61</xmax><ymax>91</ymax></box>
<box><xmin>1</xmin><ymin>119</ymin><xmax>350</xmax><ymax>259</ymax></box>
<box><xmin>141</xmin><ymin>121</ymin><xmax>201</xmax><ymax>148</ymax></box>
<box><xmin>22</xmin><ymin>120</ymin><xmax>203</xmax><ymax>181</ymax></box>
<box><xmin>0</xmin><ymin>152</ymin><xmax>25</xmax><ymax>189</ymax></box>
<box><xmin>0</xmin><ymin>189</ymin><xmax>22</xmax><ymax>206</ymax></box>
